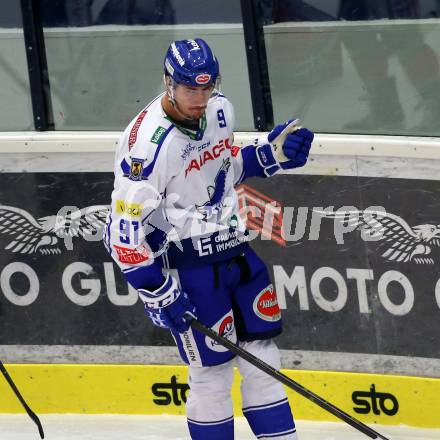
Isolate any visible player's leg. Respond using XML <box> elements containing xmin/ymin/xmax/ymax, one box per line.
<box><xmin>167</xmin><ymin>265</ymin><xmax>237</xmax><ymax>440</ymax></box>
<box><xmin>186</xmin><ymin>361</ymin><xmax>234</xmax><ymax>439</ymax></box>
<box><xmin>238</xmin><ymin>340</ymin><xmax>297</xmax><ymax>439</ymax></box>
<box><xmin>231</xmin><ymin>248</ymin><xmax>298</xmax><ymax>439</ymax></box>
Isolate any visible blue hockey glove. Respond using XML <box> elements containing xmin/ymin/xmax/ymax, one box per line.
<box><xmin>268</xmin><ymin>120</ymin><xmax>314</xmax><ymax>169</ymax></box>
<box><xmin>138</xmin><ymin>274</ymin><xmax>196</xmax><ymax>333</ymax></box>
<box><xmin>255</xmin><ymin>143</ymin><xmax>281</xmax><ymax>177</ymax></box>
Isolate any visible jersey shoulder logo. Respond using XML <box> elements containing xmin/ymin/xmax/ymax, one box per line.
<box><xmin>129</xmin><ymin>158</ymin><xmax>145</xmax><ymax>181</ymax></box>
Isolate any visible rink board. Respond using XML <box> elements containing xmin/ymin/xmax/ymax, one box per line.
<box><xmin>0</xmin><ymin>364</ymin><xmax>438</xmax><ymax>428</ymax></box>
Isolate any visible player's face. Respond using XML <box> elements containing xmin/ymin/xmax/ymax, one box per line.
<box><xmin>174</xmin><ymin>84</ymin><xmax>214</xmax><ymax>120</ymax></box>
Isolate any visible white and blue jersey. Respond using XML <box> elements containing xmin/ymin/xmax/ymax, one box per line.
<box><xmin>104</xmin><ymin>92</ymin><xmax>265</xmax><ymax>288</ymax></box>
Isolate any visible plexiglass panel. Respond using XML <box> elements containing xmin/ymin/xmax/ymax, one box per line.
<box><xmin>264</xmin><ymin>0</ymin><xmax>440</xmax><ymax>136</ymax></box>
<box><xmin>38</xmin><ymin>0</ymin><xmax>253</xmax><ymax>131</ymax></box>
<box><xmin>0</xmin><ymin>0</ymin><xmax>33</xmax><ymax>131</ymax></box>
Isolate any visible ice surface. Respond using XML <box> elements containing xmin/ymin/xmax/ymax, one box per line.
<box><xmin>0</xmin><ymin>415</ymin><xmax>439</xmax><ymax>440</ymax></box>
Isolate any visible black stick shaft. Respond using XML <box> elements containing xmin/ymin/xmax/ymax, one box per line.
<box><xmin>190</xmin><ymin>319</ymin><xmax>389</xmax><ymax>440</ymax></box>
<box><xmin>0</xmin><ymin>360</ymin><xmax>45</xmax><ymax>439</ymax></box>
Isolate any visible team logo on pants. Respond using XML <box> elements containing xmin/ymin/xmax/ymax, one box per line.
<box><xmin>253</xmin><ymin>285</ymin><xmax>281</xmax><ymax>322</ymax></box>
<box><xmin>206</xmin><ymin>311</ymin><xmax>237</xmax><ymax>352</ymax></box>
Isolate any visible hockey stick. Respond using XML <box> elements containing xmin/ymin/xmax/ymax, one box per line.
<box><xmin>0</xmin><ymin>360</ymin><xmax>45</xmax><ymax>439</ymax></box>
<box><xmin>271</xmin><ymin>118</ymin><xmax>302</xmax><ymax>162</ymax></box>
<box><xmin>188</xmin><ymin>318</ymin><xmax>389</xmax><ymax>440</ymax></box>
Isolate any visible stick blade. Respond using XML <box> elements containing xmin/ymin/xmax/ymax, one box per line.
<box><xmin>29</xmin><ymin>411</ymin><xmax>45</xmax><ymax>438</ymax></box>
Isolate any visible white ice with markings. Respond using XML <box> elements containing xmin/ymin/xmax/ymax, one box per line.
<box><xmin>0</xmin><ymin>415</ymin><xmax>439</xmax><ymax>440</ymax></box>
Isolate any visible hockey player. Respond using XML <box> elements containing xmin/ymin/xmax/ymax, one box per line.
<box><xmin>104</xmin><ymin>38</ymin><xmax>314</xmax><ymax>439</ymax></box>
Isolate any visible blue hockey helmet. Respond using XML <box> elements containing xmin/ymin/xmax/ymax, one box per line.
<box><xmin>164</xmin><ymin>38</ymin><xmax>220</xmax><ymax>88</ymax></box>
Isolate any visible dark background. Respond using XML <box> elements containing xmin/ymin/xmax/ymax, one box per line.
<box><xmin>0</xmin><ymin>172</ymin><xmax>439</xmax><ymax>358</ymax></box>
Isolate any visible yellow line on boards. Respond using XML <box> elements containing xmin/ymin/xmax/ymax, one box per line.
<box><xmin>0</xmin><ymin>364</ymin><xmax>438</xmax><ymax>428</ymax></box>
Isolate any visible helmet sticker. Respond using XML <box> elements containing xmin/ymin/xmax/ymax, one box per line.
<box><xmin>171</xmin><ymin>42</ymin><xmax>185</xmax><ymax>66</ymax></box>
<box><xmin>188</xmin><ymin>39</ymin><xmax>200</xmax><ymax>50</ymax></box>
<box><xmin>195</xmin><ymin>74</ymin><xmax>211</xmax><ymax>85</ymax></box>
<box><xmin>165</xmin><ymin>59</ymin><xmax>174</xmax><ymax>75</ymax></box>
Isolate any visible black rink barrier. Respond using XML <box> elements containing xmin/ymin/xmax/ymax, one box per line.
<box><xmin>0</xmin><ymin>172</ymin><xmax>439</xmax><ymax>361</ymax></box>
